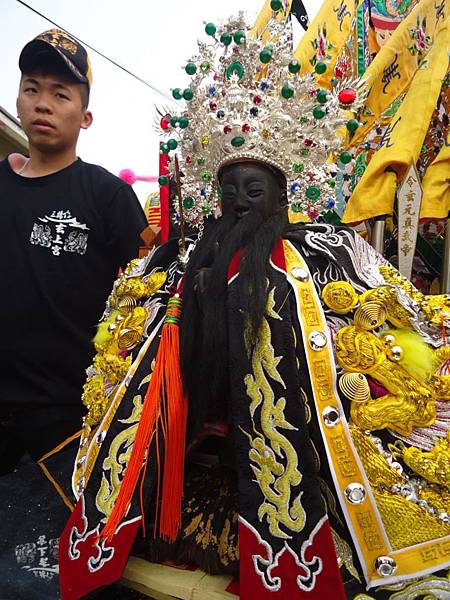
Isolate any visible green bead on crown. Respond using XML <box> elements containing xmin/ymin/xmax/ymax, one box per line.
<box><xmin>205</xmin><ymin>23</ymin><xmax>216</xmax><ymax>36</ymax></box>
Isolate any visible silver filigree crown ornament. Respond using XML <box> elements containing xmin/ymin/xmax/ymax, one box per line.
<box><xmin>157</xmin><ymin>7</ymin><xmax>365</xmax><ymax>227</ymax></box>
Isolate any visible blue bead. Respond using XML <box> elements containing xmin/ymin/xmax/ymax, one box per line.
<box><xmin>260</xmin><ymin>81</ymin><xmax>269</xmax><ymax>91</ymax></box>
<box><xmin>200</xmin><ymin>188</ymin><xmax>207</xmax><ymax>197</ymax></box>
<box><xmin>208</xmin><ymin>86</ymin><xmax>216</xmax><ymax>96</ymax></box>
<box><xmin>290</xmin><ymin>182</ymin><xmax>300</xmax><ymax>193</ymax></box>
<box><xmin>326</xmin><ymin>198</ymin><xmax>335</xmax><ymax>209</ymax></box>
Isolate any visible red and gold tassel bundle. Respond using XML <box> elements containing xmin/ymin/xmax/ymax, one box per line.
<box><xmin>101</xmin><ymin>295</ymin><xmax>187</xmax><ymax>542</ymax></box>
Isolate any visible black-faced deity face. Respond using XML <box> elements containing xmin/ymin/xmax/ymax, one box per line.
<box><xmin>218</xmin><ymin>161</ymin><xmax>287</xmax><ymax>222</ymax></box>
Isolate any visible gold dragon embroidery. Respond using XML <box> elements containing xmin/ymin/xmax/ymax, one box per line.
<box><xmin>96</xmin><ymin>384</ymin><xmax>146</xmax><ymax>518</ymax></box>
<box><xmin>243</xmin><ymin>291</ymin><xmax>306</xmax><ymax>539</ymax></box>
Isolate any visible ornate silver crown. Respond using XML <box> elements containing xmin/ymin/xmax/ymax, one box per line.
<box><xmin>158</xmin><ymin>9</ymin><xmax>365</xmax><ymax>227</ymax></box>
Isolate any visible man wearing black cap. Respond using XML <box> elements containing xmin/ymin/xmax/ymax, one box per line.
<box><xmin>0</xmin><ymin>30</ymin><xmax>148</xmax><ymax>474</ymax></box>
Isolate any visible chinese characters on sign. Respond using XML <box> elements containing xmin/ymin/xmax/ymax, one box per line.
<box><xmin>397</xmin><ymin>163</ymin><xmax>423</xmax><ymax>279</ymax></box>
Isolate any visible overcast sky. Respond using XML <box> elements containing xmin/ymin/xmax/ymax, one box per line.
<box><xmin>1</xmin><ymin>0</ymin><xmax>320</xmax><ymax>203</ymax></box>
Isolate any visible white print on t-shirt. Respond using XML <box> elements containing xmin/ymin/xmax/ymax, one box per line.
<box><xmin>15</xmin><ymin>534</ymin><xmax>59</xmax><ymax>581</ymax></box>
<box><xmin>30</xmin><ymin>210</ymin><xmax>90</xmax><ymax>256</ymax></box>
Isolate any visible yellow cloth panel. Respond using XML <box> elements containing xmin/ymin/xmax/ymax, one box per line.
<box><xmin>421</xmin><ymin>138</ymin><xmax>450</xmax><ymax>219</ymax></box>
<box><xmin>343</xmin><ymin>20</ymin><xmax>450</xmax><ymax>223</ymax></box>
<box><xmin>293</xmin><ymin>0</ymin><xmax>357</xmax><ymax>87</ymax></box>
<box><xmin>349</xmin><ymin>0</ymin><xmax>449</xmax><ymax>148</ymax></box>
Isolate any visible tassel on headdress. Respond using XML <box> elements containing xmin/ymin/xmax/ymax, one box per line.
<box><xmin>101</xmin><ymin>295</ymin><xmax>187</xmax><ymax>542</ymax></box>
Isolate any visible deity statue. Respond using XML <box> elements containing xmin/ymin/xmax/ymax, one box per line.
<box><xmin>9</xmin><ymin>9</ymin><xmax>450</xmax><ymax>600</ymax></box>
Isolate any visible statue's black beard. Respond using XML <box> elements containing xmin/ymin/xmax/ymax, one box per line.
<box><xmin>180</xmin><ymin>210</ymin><xmax>287</xmax><ymax>435</ymax></box>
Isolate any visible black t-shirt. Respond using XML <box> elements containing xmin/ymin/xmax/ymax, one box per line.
<box><xmin>0</xmin><ymin>157</ymin><xmax>147</xmax><ymax>411</ymax></box>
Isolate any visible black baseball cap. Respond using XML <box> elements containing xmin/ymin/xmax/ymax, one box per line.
<box><xmin>19</xmin><ymin>29</ymin><xmax>92</xmax><ymax>89</ymax></box>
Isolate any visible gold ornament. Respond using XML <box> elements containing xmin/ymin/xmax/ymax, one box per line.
<box><xmin>382</xmin><ymin>333</ymin><xmax>396</xmax><ymax>347</ymax></box>
<box><xmin>322</xmin><ymin>281</ymin><xmax>359</xmax><ymax>314</ymax></box>
<box><xmin>389</xmin><ymin>345</ymin><xmax>404</xmax><ymax>362</ymax></box>
<box><xmin>335</xmin><ymin>326</ymin><xmax>435</xmax><ymax>435</ymax></box>
<box><xmin>81</xmin><ymin>263</ymin><xmax>167</xmax><ymax>428</ymax></box>
<box><xmin>117</xmin><ymin>295</ymin><xmax>137</xmax><ymax>314</ymax></box>
<box><xmin>339</xmin><ymin>372</ymin><xmax>371</xmax><ymax>403</ymax></box>
<box><xmin>335</xmin><ymin>326</ymin><xmax>385</xmax><ymax>373</ymax></box>
<box><xmin>380</xmin><ymin>265</ymin><xmax>450</xmax><ymax>325</ymax></box>
<box><xmin>354</xmin><ymin>301</ymin><xmax>386</xmax><ymax>330</ymax></box>
<box><xmin>350</xmin><ymin>426</ymin><xmax>450</xmax><ymax>550</ymax></box>
<box><xmin>402</xmin><ymin>432</ymin><xmax>450</xmax><ymax>487</ymax></box>
<box><xmin>117</xmin><ymin>328</ymin><xmax>142</xmax><ymax>351</ymax></box>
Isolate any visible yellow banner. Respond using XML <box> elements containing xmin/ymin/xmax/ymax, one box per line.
<box><xmin>421</xmin><ymin>136</ymin><xmax>450</xmax><ymax>219</ymax></box>
<box><xmin>343</xmin><ymin>16</ymin><xmax>450</xmax><ymax>223</ymax></box>
<box><xmin>349</xmin><ymin>0</ymin><xmax>449</xmax><ymax>148</ymax></box>
<box><xmin>294</xmin><ymin>0</ymin><xmax>359</xmax><ymax>87</ymax></box>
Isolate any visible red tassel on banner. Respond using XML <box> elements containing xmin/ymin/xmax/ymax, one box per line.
<box><xmin>101</xmin><ymin>296</ymin><xmax>187</xmax><ymax>542</ymax></box>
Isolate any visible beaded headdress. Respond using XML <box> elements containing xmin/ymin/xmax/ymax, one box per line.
<box><xmin>158</xmin><ymin>6</ymin><xmax>365</xmax><ymax>226</ymax></box>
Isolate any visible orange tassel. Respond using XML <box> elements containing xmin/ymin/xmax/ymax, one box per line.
<box><xmin>101</xmin><ymin>295</ymin><xmax>187</xmax><ymax>542</ymax></box>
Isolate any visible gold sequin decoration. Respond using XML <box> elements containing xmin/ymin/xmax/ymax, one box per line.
<box><xmin>82</xmin><ymin>375</ymin><xmax>108</xmax><ymax>427</ymax></box>
<box><xmin>380</xmin><ymin>265</ymin><xmax>450</xmax><ymax>326</ymax></box>
<box><xmin>81</xmin><ymin>264</ymin><xmax>167</xmax><ymax>427</ymax></box>
<box><xmin>373</xmin><ymin>488</ymin><xmax>450</xmax><ymax>550</ymax></box>
<box><xmin>350</xmin><ymin>426</ymin><xmax>404</xmax><ymax>489</ymax></box>
<box><xmin>350</xmin><ymin>426</ymin><xmax>450</xmax><ymax>550</ymax></box>
<box><xmin>402</xmin><ymin>432</ymin><xmax>450</xmax><ymax>487</ymax></box>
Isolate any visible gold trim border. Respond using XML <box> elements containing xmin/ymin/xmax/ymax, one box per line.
<box><xmin>282</xmin><ymin>239</ymin><xmax>450</xmax><ymax>588</ymax></box>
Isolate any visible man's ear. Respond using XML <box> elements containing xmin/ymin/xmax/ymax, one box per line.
<box><xmin>81</xmin><ymin>110</ymin><xmax>93</xmax><ymax>130</ymax></box>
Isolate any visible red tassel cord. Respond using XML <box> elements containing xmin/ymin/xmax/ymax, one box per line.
<box><xmin>101</xmin><ymin>295</ymin><xmax>188</xmax><ymax>542</ymax></box>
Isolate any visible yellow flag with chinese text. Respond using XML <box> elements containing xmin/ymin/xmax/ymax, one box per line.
<box><xmin>343</xmin><ymin>11</ymin><xmax>449</xmax><ymax>223</ymax></box>
<box><xmin>293</xmin><ymin>0</ymin><xmax>359</xmax><ymax>86</ymax></box>
<box><xmin>349</xmin><ymin>0</ymin><xmax>449</xmax><ymax>150</ymax></box>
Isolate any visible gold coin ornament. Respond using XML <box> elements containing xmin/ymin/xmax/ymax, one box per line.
<box><xmin>322</xmin><ymin>281</ymin><xmax>359</xmax><ymax>314</ymax></box>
